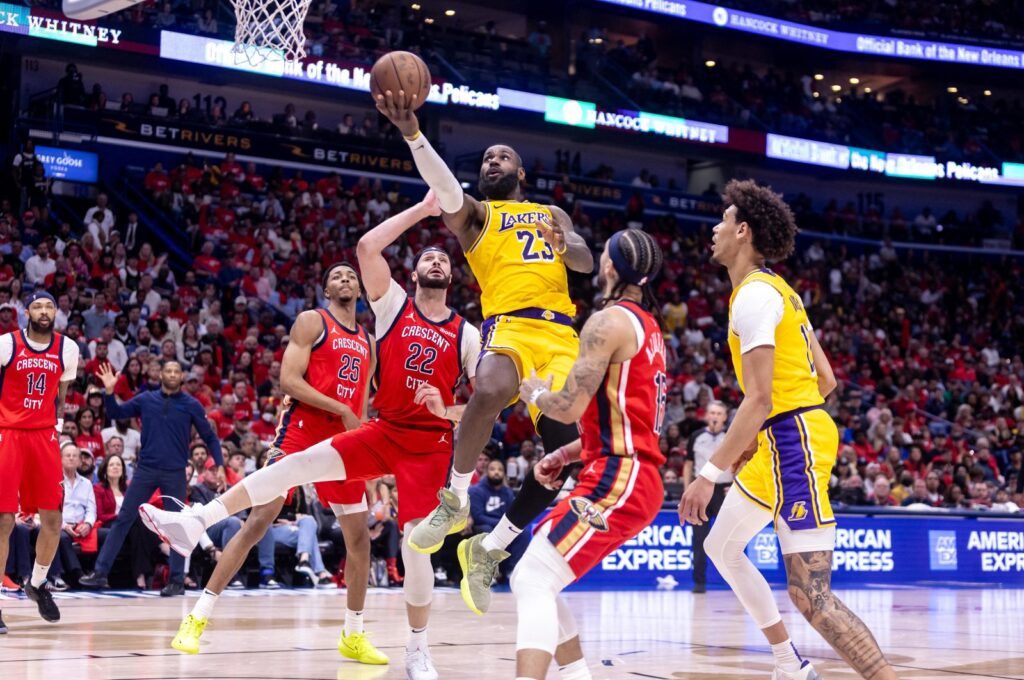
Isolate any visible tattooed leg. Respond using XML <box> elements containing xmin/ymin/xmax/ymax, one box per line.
<box><xmin>784</xmin><ymin>551</ymin><xmax>898</xmax><ymax>680</ymax></box>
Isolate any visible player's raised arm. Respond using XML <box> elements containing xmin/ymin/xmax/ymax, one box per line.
<box><xmin>543</xmin><ymin>205</ymin><xmax>595</xmax><ymax>274</ymax></box>
<box><xmin>375</xmin><ymin>91</ymin><xmax>485</xmax><ymax>244</ymax></box>
<box><xmin>519</xmin><ymin>307</ymin><xmax>636</xmax><ymax>424</ymax></box>
<box><xmin>356</xmin><ymin>191</ymin><xmax>442</xmax><ymax>302</ymax></box>
<box><xmin>280</xmin><ymin>311</ymin><xmax>358</xmax><ymax>429</ymax></box>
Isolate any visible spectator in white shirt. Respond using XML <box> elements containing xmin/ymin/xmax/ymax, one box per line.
<box><xmin>89</xmin><ymin>323</ymin><xmax>128</xmax><ymax>371</ymax></box>
<box><xmin>505</xmin><ymin>440</ymin><xmax>538</xmax><ymax>489</ymax></box>
<box><xmin>367</xmin><ymin>191</ymin><xmax>391</xmax><ymax>224</ymax></box>
<box><xmin>24</xmin><ymin>241</ymin><xmax>57</xmax><ymax>285</ymax></box>
<box><xmin>102</xmin><ymin>421</ymin><xmax>142</xmax><ymax>465</ymax></box>
<box><xmin>54</xmin><ymin>293</ymin><xmax>72</xmax><ymax>332</ymax></box>
<box><xmin>84</xmin><ymin>193</ymin><xmax>115</xmax><ymax>239</ymax></box>
<box><xmin>52</xmin><ymin>443</ymin><xmax>96</xmax><ymax>588</ymax></box>
<box><xmin>129</xmin><ymin>274</ymin><xmax>162</xmax><ymax>315</ymax></box>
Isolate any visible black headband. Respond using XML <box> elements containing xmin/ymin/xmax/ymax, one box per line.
<box><xmin>608</xmin><ymin>231</ymin><xmax>649</xmax><ymax>286</ymax></box>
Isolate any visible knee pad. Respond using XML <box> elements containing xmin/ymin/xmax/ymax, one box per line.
<box><xmin>401</xmin><ymin>522</ymin><xmax>433</xmax><ymax>607</ymax></box>
<box><xmin>556</xmin><ymin>596</ymin><xmax>578</xmax><ymax>646</ymax></box>
<box><xmin>512</xmin><ymin>538</ymin><xmax>575</xmax><ymax>655</ymax></box>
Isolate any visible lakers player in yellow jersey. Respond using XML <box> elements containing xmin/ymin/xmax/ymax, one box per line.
<box><xmin>680</xmin><ymin>180</ymin><xmax>897</xmax><ymax>680</ymax></box>
<box><xmin>376</xmin><ymin>90</ymin><xmax>595</xmax><ymax>621</ymax></box>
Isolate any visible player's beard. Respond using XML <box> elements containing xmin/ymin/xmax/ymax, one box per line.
<box><xmin>477</xmin><ymin>171</ymin><xmax>519</xmax><ymax>200</ymax></box>
<box><xmin>418</xmin><ymin>271</ymin><xmax>451</xmax><ymax>290</ymax></box>
<box><xmin>28</xmin><ymin>318</ymin><xmax>52</xmax><ymax>335</ymax></box>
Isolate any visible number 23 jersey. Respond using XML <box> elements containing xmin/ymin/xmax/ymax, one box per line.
<box><xmin>371</xmin><ymin>280</ymin><xmax>480</xmax><ymax>435</ymax></box>
<box><xmin>0</xmin><ymin>330</ymin><xmax>79</xmax><ymax>429</ymax></box>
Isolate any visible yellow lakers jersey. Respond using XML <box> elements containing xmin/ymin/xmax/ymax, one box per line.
<box><xmin>465</xmin><ymin>200</ymin><xmax>576</xmax><ymax>319</ymax></box>
<box><xmin>727</xmin><ymin>269</ymin><xmax>823</xmax><ymax>417</ymax></box>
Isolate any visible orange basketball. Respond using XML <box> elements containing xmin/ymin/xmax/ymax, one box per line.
<box><xmin>370</xmin><ymin>51</ymin><xmax>432</xmax><ymax>110</ymax></box>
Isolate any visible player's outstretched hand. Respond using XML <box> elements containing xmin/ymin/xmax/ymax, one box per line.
<box><xmin>419</xmin><ymin>189</ymin><xmax>442</xmax><ymax>217</ymax></box>
<box><xmin>534</xmin><ymin>448</ymin><xmax>569</xmax><ymax>490</ymax></box>
<box><xmin>519</xmin><ymin>370</ymin><xmax>554</xmax><ymax>406</ymax></box>
<box><xmin>535</xmin><ymin>219</ymin><xmax>566</xmax><ymax>256</ymax></box>
<box><xmin>678</xmin><ymin>477</ymin><xmax>712</xmax><ymax>526</ymax></box>
<box><xmin>414</xmin><ymin>382</ymin><xmax>446</xmax><ymax>418</ymax></box>
<box><xmin>375</xmin><ymin>89</ymin><xmax>420</xmax><ymax>139</ymax></box>
<box><xmin>96</xmin><ymin>363</ymin><xmax>118</xmax><ymax>393</ymax></box>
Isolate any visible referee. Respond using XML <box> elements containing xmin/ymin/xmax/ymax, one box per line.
<box><xmin>79</xmin><ymin>360</ymin><xmax>223</xmax><ymax>595</ymax></box>
<box><xmin>684</xmin><ymin>400</ymin><xmax>730</xmax><ymax>593</ymax></box>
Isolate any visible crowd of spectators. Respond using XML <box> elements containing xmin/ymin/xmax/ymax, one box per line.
<box><xmin>4</xmin><ymin>121</ymin><xmax>1024</xmax><ymax>591</ymax></box>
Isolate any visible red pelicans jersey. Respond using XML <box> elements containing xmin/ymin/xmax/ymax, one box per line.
<box><xmin>373</xmin><ymin>281</ymin><xmax>479</xmax><ymax>435</ymax></box>
<box><xmin>579</xmin><ymin>301</ymin><xmax>667</xmax><ymax>466</ymax></box>
<box><xmin>279</xmin><ymin>309</ymin><xmax>371</xmax><ymax>435</ymax></box>
<box><xmin>0</xmin><ymin>331</ymin><xmax>71</xmax><ymax>429</ymax></box>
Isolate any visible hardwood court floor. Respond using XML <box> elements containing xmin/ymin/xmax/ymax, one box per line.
<box><xmin>1</xmin><ymin>586</ymin><xmax>1022</xmax><ymax>679</ymax></box>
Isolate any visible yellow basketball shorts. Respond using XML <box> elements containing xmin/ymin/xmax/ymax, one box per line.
<box><xmin>734</xmin><ymin>406</ymin><xmax>838</xmax><ymax>531</ymax></box>
<box><xmin>479</xmin><ymin>311</ymin><xmax>579</xmax><ymax>424</ymax></box>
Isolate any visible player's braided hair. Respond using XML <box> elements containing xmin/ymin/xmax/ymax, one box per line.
<box><xmin>604</xmin><ymin>228</ymin><xmax>665</xmax><ymax>329</ymax></box>
<box><xmin>721</xmin><ymin>179</ymin><xmax>798</xmax><ymax>262</ymax></box>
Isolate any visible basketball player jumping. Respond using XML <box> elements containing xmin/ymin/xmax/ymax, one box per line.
<box><xmin>140</xmin><ymin>194</ymin><xmax>480</xmax><ymax>680</ymax></box>
<box><xmin>0</xmin><ymin>291</ymin><xmax>80</xmax><ymax>632</ymax></box>
<box><xmin>168</xmin><ymin>263</ymin><xmax>388</xmax><ymax>666</ymax></box>
<box><xmin>513</xmin><ymin>228</ymin><xmax>666</xmax><ymax>680</ymax></box>
<box><xmin>374</xmin><ymin>89</ymin><xmax>593</xmax><ymax>616</ymax></box>
<box><xmin>679</xmin><ymin>180</ymin><xmax>897</xmax><ymax>680</ymax></box>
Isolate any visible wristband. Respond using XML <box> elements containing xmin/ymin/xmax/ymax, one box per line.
<box><xmin>554</xmin><ymin>241</ymin><xmax>568</xmax><ymax>256</ymax></box>
<box><xmin>403</xmin><ymin>130</ymin><xmax>422</xmax><ymax>143</ymax></box>
<box><xmin>527</xmin><ymin>387</ymin><xmax>548</xmax><ymax>406</ymax></box>
<box><xmin>56</xmin><ymin>418</ymin><xmax>64</xmax><ymax>433</ymax></box>
<box><xmin>699</xmin><ymin>461</ymin><xmax>726</xmax><ymax>483</ymax></box>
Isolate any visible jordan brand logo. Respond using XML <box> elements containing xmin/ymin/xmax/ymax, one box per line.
<box><xmin>331</xmin><ymin>327</ymin><xmax>340</xmax><ymax>335</ymax></box>
<box><xmin>405</xmin><ymin>312</ymin><xmax>416</xmax><ymax>323</ymax></box>
<box><xmin>438</xmin><ymin>432</ymin><xmax>449</xmax><ymax>444</ymax></box>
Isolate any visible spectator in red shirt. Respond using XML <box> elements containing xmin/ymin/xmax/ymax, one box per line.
<box><xmin>502</xmin><ymin>402</ymin><xmax>536</xmax><ymax>451</ymax></box>
<box><xmin>0</xmin><ymin>304</ymin><xmax>18</xmax><ymax>333</ymax></box>
<box><xmin>193</xmin><ymin>241</ymin><xmax>222</xmax><ymax>278</ymax></box>
<box><xmin>84</xmin><ymin>342</ymin><xmax>114</xmax><ymax>382</ymax></box>
<box><xmin>869</xmin><ymin>476</ymin><xmax>899</xmax><ymax>507</ymax></box>
<box><xmin>208</xmin><ymin>394</ymin><xmax>237</xmax><ymax>439</ymax></box>
<box><xmin>251</xmin><ymin>404</ymin><xmax>279</xmax><ymax>442</ymax></box>
<box><xmin>76</xmin><ymin>408</ymin><xmax>105</xmax><ymax>459</ymax></box>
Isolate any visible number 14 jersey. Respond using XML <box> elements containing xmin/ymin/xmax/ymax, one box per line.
<box><xmin>371</xmin><ymin>280</ymin><xmax>480</xmax><ymax>436</ymax></box>
<box><xmin>0</xmin><ymin>330</ymin><xmax>79</xmax><ymax>429</ymax></box>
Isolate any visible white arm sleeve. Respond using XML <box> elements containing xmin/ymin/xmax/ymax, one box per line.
<box><xmin>731</xmin><ymin>282</ymin><xmax>784</xmax><ymax>354</ymax></box>
<box><xmin>460</xmin><ymin>324</ymin><xmax>482</xmax><ymax>379</ymax></box>
<box><xmin>405</xmin><ymin>134</ymin><xmax>465</xmax><ymax>213</ymax></box>
<box><xmin>368</xmin><ymin>279</ymin><xmax>409</xmax><ymax>335</ymax></box>
<box><xmin>0</xmin><ymin>334</ymin><xmax>12</xmax><ymax>366</ymax></box>
<box><xmin>62</xmin><ymin>340</ymin><xmax>81</xmax><ymax>381</ymax></box>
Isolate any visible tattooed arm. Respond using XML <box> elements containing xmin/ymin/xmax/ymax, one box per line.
<box><xmin>518</xmin><ymin>307</ymin><xmax>637</xmax><ymax>424</ymax></box>
<box><xmin>784</xmin><ymin>551</ymin><xmax>896</xmax><ymax>680</ymax></box>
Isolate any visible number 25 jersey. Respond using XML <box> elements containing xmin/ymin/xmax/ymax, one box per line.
<box><xmin>371</xmin><ymin>280</ymin><xmax>480</xmax><ymax>436</ymax></box>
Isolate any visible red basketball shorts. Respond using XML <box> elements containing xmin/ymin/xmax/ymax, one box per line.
<box><xmin>330</xmin><ymin>419</ymin><xmax>453</xmax><ymax>528</ymax></box>
<box><xmin>0</xmin><ymin>427</ymin><xmax>63</xmax><ymax>513</ymax></box>
<box><xmin>273</xmin><ymin>412</ymin><xmax>365</xmax><ymax>507</ymax></box>
<box><xmin>541</xmin><ymin>455</ymin><xmax>663</xmax><ymax>580</ymax></box>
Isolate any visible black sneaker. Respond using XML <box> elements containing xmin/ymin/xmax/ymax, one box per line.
<box><xmin>692</xmin><ymin>582</ymin><xmax>707</xmax><ymax>594</ymax></box>
<box><xmin>227</xmin><ymin>577</ymin><xmax>245</xmax><ymax>590</ymax></box>
<box><xmin>160</xmin><ymin>581</ymin><xmax>185</xmax><ymax>597</ymax></box>
<box><xmin>23</xmin><ymin>581</ymin><xmax>60</xmax><ymax>622</ymax></box>
<box><xmin>0</xmin><ymin>610</ymin><xmax>7</xmax><ymax>634</ymax></box>
<box><xmin>50</xmin><ymin>576</ymin><xmax>69</xmax><ymax>592</ymax></box>
<box><xmin>294</xmin><ymin>558</ymin><xmax>316</xmax><ymax>584</ymax></box>
<box><xmin>78</xmin><ymin>571</ymin><xmax>109</xmax><ymax>589</ymax></box>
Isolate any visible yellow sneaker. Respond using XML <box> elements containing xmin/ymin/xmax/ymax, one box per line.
<box><xmin>171</xmin><ymin>613</ymin><xmax>208</xmax><ymax>655</ymax></box>
<box><xmin>338</xmin><ymin>631</ymin><xmax>390</xmax><ymax>665</ymax></box>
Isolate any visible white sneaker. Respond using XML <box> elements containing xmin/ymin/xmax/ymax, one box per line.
<box><xmin>405</xmin><ymin>647</ymin><xmax>439</xmax><ymax>680</ymax></box>
<box><xmin>772</xmin><ymin>660</ymin><xmax>823</xmax><ymax>680</ymax></box>
<box><xmin>139</xmin><ymin>503</ymin><xmax>205</xmax><ymax>557</ymax></box>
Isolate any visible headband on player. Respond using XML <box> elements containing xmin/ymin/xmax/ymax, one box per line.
<box><xmin>321</xmin><ymin>261</ymin><xmax>359</xmax><ymax>289</ymax></box>
<box><xmin>27</xmin><ymin>291</ymin><xmax>56</xmax><ymax>307</ymax></box>
<box><xmin>412</xmin><ymin>246</ymin><xmax>449</xmax><ymax>270</ymax></box>
<box><xmin>608</xmin><ymin>231</ymin><xmax>648</xmax><ymax>286</ymax></box>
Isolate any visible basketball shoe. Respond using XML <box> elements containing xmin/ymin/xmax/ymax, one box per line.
<box><xmin>408</xmin><ymin>489</ymin><xmax>468</xmax><ymax>554</ymax></box>
<box><xmin>139</xmin><ymin>503</ymin><xmax>206</xmax><ymax>557</ymax></box>
<box><xmin>773</xmin><ymin>660</ymin><xmax>823</xmax><ymax>680</ymax></box>
<box><xmin>338</xmin><ymin>631</ymin><xmax>389</xmax><ymax>665</ymax></box>
<box><xmin>405</xmin><ymin>646</ymin><xmax>439</xmax><ymax>680</ymax></box>
<box><xmin>456</xmin><ymin>533</ymin><xmax>508</xmax><ymax>615</ymax></box>
<box><xmin>171</xmin><ymin>613</ymin><xmax>208</xmax><ymax>654</ymax></box>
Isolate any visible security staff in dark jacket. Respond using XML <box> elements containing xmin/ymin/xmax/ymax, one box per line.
<box><xmin>685</xmin><ymin>401</ymin><xmax>731</xmax><ymax>593</ymax></box>
<box><xmin>79</xmin><ymin>361</ymin><xmax>223</xmax><ymax>596</ymax></box>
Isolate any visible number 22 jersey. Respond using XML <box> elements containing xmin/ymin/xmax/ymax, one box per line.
<box><xmin>371</xmin><ymin>280</ymin><xmax>480</xmax><ymax>436</ymax></box>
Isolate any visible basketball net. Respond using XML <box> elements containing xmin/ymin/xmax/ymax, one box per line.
<box><xmin>231</xmin><ymin>0</ymin><xmax>311</xmax><ymax>65</ymax></box>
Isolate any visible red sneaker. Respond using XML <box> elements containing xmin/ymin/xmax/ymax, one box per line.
<box><xmin>385</xmin><ymin>558</ymin><xmax>404</xmax><ymax>586</ymax></box>
<box><xmin>2</xmin><ymin>575</ymin><xmax>22</xmax><ymax>591</ymax></box>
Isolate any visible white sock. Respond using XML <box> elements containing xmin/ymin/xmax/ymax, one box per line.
<box><xmin>482</xmin><ymin>514</ymin><xmax>522</xmax><ymax>553</ymax></box>
<box><xmin>771</xmin><ymin>639</ymin><xmax>803</xmax><ymax>672</ymax></box>
<box><xmin>31</xmin><ymin>561</ymin><xmax>50</xmax><ymax>588</ymax></box>
<box><xmin>197</xmin><ymin>499</ymin><xmax>229</xmax><ymax>527</ymax></box>
<box><xmin>345</xmin><ymin>609</ymin><xmax>364</xmax><ymax>637</ymax></box>
<box><xmin>407</xmin><ymin>625</ymin><xmax>427</xmax><ymax>652</ymax></box>
<box><xmin>192</xmin><ymin>588</ymin><xmax>219</xmax><ymax>620</ymax></box>
<box><xmin>559</xmin><ymin>658</ymin><xmax>592</xmax><ymax>680</ymax></box>
<box><xmin>448</xmin><ymin>470</ymin><xmax>473</xmax><ymax>505</ymax></box>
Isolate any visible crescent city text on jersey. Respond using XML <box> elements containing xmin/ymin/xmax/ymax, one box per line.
<box><xmin>400</xmin><ymin>326</ymin><xmax>452</xmax><ymax>353</ymax></box>
<box><xmin>332</xmin><ymin>337</ymin><xmax>370</xmax><ymax>355</ymax></box>
<box><xmin>16</xmin><ymin>357</ymin><xmax>61</xmax><ymax>372</ymax></box>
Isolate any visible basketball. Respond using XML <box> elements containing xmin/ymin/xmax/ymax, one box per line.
<box><xmin>370</xmin><ymin>51</ymin><xmax>431</xmax><ymax>110</ymax></box>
